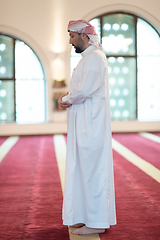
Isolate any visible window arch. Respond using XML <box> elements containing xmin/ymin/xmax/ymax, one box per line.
<box><xmin>0</xmin><ymin>34</ymin><xmax>46</xmax><ymax>123</ymax></box>
<box><xmin>71</xmin><ymin>12</ymin><xmax>160</xmax><ymax>121</ymax></box>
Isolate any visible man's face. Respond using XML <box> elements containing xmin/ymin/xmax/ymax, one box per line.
<box><xmin>69</xmin><ymin>31</ymin><xmax>85</xmax><ymax>53</ymax></box>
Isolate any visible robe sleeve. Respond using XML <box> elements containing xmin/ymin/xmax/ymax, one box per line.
<box><xmin>62</xmin><ymin>68</ymin><xmax>104</xmax><ymax>105</ymax></box>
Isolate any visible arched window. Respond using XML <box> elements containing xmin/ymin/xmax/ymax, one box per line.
<box><xmin>0</xmin><ymin>34</ymin><xmax>46</xmax><ymax>123</ymax></box>
<box><xmin>71</xmin><ymin>13</ymin><xmax>160</xmax><ymax>121</ymax></box>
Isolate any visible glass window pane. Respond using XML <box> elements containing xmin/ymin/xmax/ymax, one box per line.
<box><xmin>138</xmin><ymin>56</ymin><xmax>160</xmax><ymax>121</ymax></box>
<box><xmin>15</xmin><ymin>40</ymin><xmax>46</xmax><ymax>123</ymax></box>
<box><xmin>15</xmin><ymin>40</ymin><xmax>44</xmax><ymax>79</ymax></box>
<box><xmin>108</xmin><ymin>57</ymin><xmax>136</xmax><ymax>120</ymax></box>
<box><xmin>0</xmin><ymin>35</ymin><xmax>13</xmax><ymax>78</ymax></box>
<box><xmin>0</xmin><ymin>80</ymin><xmax>14</xmax><ymax>122</ymax></box>
<box><xmin>137</xmin><ymin>18</ymin><xmax>160</xmax><ymax>121</ymax></box>
<box><xmin>15</xmin><ymin>79</ymin><xmax>45</xmax><ymax>123</ymax></box>
<box><xmin>137</xmin><ymin>18</ymin><xmax>160</xmax><ymax>56</ymax></box>
<box><xmin>102</xmin><ymin>14</ymin><xmax>135</xmax><ymax>55</ymax></box>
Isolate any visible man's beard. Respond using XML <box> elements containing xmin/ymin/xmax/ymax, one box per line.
<box><xmin>75</xmin><ymin>46</ymin><xmax>83</xmax><ymax>53</ymax></box>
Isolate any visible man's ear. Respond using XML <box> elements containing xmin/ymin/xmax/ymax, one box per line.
<box><xmin>82</xmin><ymin>34</ymin><xmax>89</xmax><ymax>42</ymax></box>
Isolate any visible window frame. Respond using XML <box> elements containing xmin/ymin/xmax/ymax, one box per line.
<box><xmin>89</xmin><ymin>11</ymin><xmax>160</xmax><ymax>120</ymax></box>
<box><xmin>0</xmin><ymin>33</ymin><xmax>46</xmax><ymax>122</ymax></box>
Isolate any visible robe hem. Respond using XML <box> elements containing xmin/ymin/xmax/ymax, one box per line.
<box><xmin>63</xmin><ymin>219</ymin><xmax>117</xmax><ymax>229</ymax></box>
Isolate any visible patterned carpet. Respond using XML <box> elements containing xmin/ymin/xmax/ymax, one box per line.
<box><xmin>0</xmin><ymin>133</ymin><xmax>159</xmax><ymax>240</ymax></box>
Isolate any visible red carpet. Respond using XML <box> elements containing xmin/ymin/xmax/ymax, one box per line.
<box><xmin>151</xmin><ymin>132</ymin><xmax>160</xmax><ymax>137</ymax></box>
<box><xmin>99</xmin><ymin>133</ymin><xmax>160</xmax><ymax>240</ymax></box>
<box><xmin>100</xmin><ymin>148</ymin><xmax>160</xmax><ymax>239</ymax></box>
<box><xmin>0</xmin><ymin>137</ymin><xmax>8</xmax><ymax>146</ymax></box>
<box><xmin>113</xmin><ymin>133</ymin><xmax>160</xmax><ymax>170</ymax></box>
<box><xmin>65</xmin><ymin>133</ymin><xmax>160</xmax><ymax>240</ymax></box>
<box><xmin>0</xmin><ymin>136</ymin><xmax>69</xmax><ymax>240</ymax></box>
<box><xmin>0</xmin><ymin>134</ymin><xmax>160</xmax><ymax>240</ymax></box>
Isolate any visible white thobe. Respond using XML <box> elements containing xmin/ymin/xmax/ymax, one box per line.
<box><xmin>62</xmin><ymin>45</ymin><xmax>116</xmax><ymax>228</ymax></box>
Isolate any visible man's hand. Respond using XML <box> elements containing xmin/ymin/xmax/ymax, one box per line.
<box><xmin>58</xmin><ymin>92</ymin><xmax>72</xmax><ymax>109</ymax></box>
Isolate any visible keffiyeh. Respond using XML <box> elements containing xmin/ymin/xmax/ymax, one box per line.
<box><xmin>68</xmin><ymin>20</ymin><xmax>103</xmax><ymax>51</ymax></box>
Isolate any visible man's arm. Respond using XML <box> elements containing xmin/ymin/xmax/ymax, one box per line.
<box><xmin>62</xmin><ymin>68</ymin><xmax>105</xmax><ymax>105</ymax></box>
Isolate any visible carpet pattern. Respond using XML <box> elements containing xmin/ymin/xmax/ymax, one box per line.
<box><xmin>0</xmin><ymin>137</ymin><xmax>8</xmax><ymax>146</ymax></box>
<box><xmin>151</xmin><ymin>132</ymin><xmax>160</xmax><ymax>137</ymax></box>
<box><xmin>100</xmin><ymin>140</ymin><xmax>160</xmax><ymax>239</ymax></box>
<box><xmin>113</xmin><ymin>133</ymin><xmax>160</xmax><ymax>170</ymax></box>
<box><xmin>0</xmin><ymin>133</ymin><xmax>160</xmax><ymax>240</ymax></box>
<box><xmin>0</xmin><ymin>136</ymin><xmax>69</xmax><ymax>240</ymax></box>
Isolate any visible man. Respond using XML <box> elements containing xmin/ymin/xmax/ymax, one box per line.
<box><xmin>58</xmin><ymin>20</ymin><xmax>116</xmax><ymax>235</ymax></box>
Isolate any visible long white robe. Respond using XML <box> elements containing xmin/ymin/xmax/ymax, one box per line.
<box><xmin>62</xmin><ymin>45</ymin><xmax>116</xmax><ymax>228</ymax></box>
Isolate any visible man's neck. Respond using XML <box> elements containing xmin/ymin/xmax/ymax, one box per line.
<box><xmin>83</xmin><ymin>43</ymin><xmax>91</xmax><ymax>51</ymax></box>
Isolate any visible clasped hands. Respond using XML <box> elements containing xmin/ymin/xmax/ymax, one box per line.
<box><xmin>58</xmin><ymin>92</ymin><xmax>72</xmax><ymax>109</ymax></box>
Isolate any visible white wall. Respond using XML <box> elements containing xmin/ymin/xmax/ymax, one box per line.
<box><xmin>0</xmin><ymin>0</ymin><xmax>160</xmax><ymax>135</ymax></box>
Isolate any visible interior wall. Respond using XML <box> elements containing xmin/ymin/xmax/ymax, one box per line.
<box><xmin>0</xmin><ymin>0</ymin><xmax>160</xmax><ymax>135</ymax></box>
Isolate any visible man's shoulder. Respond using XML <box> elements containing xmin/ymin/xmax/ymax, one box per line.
<box><xmin>82</xmin><ymin>48</ymin><xmax>107</xmax><ymax>70</ymax></box>
<box><xmin>87</xmin><ymin>48</ymin><xmax>106</xmax><ymax>65</ymax></box>
<box><xmin>91</xmin><ymin>48</ymin><xmax>103</xmax><ymax>55</ymax></box>
<box><xmin>89</xmin><ymin>48</ymin><xmax>105</xmax><ymax>59</ymax></box>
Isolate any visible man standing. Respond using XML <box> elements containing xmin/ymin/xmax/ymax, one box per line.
<box><xmin>58</xmin><ymin>20</ymin><xmax>116</xmax><ymax>235</ymax></box>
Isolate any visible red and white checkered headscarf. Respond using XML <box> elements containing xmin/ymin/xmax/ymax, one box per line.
<box><xmin>68</xmin><ymin>20</ymin><xmax>103</xmax><ymax>51</ymax></box>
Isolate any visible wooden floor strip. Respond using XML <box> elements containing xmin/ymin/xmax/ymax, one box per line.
<box><xmin>112</xmin><ymin>138</ymin><xmax>160</xmax><ymax>183</ymax></box>
<box><xmin>139</xmin><ymin>132</ymin><xmax>160</xmax><ymax>144</ymax></box>
<box><xmin>0</xmin><ymin>136</ymin><xmax>19</xmax><ymax>163</ymax></box>
<box><xmin>53</xmin><ymin>135</ymin><xmax>101</xmax><ymax>240</ymax></box>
